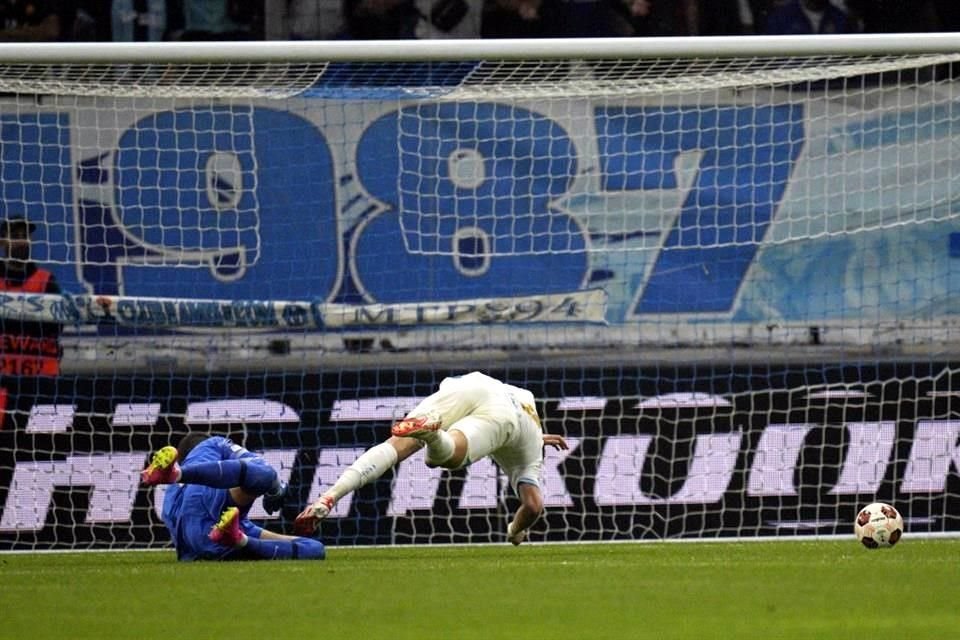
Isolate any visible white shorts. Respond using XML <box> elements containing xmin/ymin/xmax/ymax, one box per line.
<box><xmin>407</xmin><ymin>371</ymin><xmax>543</xmax><ymax>493</ymax></box>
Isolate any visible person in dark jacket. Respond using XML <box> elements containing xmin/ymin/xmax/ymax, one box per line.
<box><xmin>0</xmin><ymin>215</ymin><xmax>61</xmax><ymax>378</ymax></box>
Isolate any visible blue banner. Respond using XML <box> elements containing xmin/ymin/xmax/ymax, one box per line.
<box><xmin>1</xmin><ymin>86</ymin><xmax>957</xmax><ymax>339</ymax></box>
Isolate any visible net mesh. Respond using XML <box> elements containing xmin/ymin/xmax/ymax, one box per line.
<box><xmin>0</xmin><ymin>42</ymin><xmax>958</xmax><ymax>550</ymax></box>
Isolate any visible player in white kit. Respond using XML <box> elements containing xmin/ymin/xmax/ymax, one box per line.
<box><xmin>295</xmin><ymin>371</ymin><xmax>568</xmax><ymax>545</ymax></box>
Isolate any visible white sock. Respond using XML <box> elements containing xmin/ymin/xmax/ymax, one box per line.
<box><xmin>327</xmin><ymin>442</ymin><xmax>398</xmax><ymax>501</ymax></box>
<box><xmin>423</xmin><ymin>430</ymin><xmax>455</xmax><ymax>466</ymax></box>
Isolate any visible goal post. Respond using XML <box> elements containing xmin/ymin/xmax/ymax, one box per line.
<box><xmin>0</xmin><ymin>36</ymin><xmax>958</xmax><ymax>551</ymax></box>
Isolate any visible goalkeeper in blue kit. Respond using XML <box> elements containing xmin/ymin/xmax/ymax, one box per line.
<box><xmin>141</xmin><ymin>433</ymin><xmax>326</xmax><ymax>561</ymax></box>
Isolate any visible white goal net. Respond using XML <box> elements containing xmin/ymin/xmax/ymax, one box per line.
<box><xmin>0</xmin><ymin>36</ymin><xmax>958</xmax><ymax>551</ymax></box>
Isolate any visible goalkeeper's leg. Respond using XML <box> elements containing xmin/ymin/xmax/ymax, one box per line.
<box><xmin>242</xmin><ymin>534</ymin><xmax>326</xmax><ymax>560</ymax></box>
<box><xmin>210</xmin><ymin>509</ymin><xmax>325</xmax><ymax>560</ymax></box>
<box><xmin>144</xmin><ymin>450</ymin><xmax>283</xmax><ymax>501</ymax></box>
<box><xmin>178</xmin><ymin>458</ymin><xmax>281</xmax><ymax>496</ymax></box>
<box><xmin>141</xmin><ymin>446</ymin><xmax>181</xmax><ymax>485</ymax></box>
<box><xmin>179</xmin><ymin>458</ymin><xmax>287</xmax><ymax>514</ymax></box>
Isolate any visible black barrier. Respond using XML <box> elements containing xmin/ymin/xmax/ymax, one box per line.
<box><xmin>0</xmin><ymin>362</ymin><xmax>958</xmax><ymax>550</ymax></box>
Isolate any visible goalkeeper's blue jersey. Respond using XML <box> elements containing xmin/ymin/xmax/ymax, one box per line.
<box><xmin>161</xmin><ymin>436</ymin><xmax>259</xmax><ymax>561</ymax></box>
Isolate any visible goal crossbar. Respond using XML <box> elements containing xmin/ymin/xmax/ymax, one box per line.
<box><xmin>1</xmin><ymin>33</ymin><xmax>960</xmax><ymax>64</ymax></box>
<box><xmin>3</xmin><ymin>36</ymin><xmax>959</xmax><ymax>100</ymax></box>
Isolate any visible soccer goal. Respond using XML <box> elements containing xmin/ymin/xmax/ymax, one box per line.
<box><xmin>0</xmin><ymin>35</ymin><xmax>959</xmax><ymax>551</ymax></box>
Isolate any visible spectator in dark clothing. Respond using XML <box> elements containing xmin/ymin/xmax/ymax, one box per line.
<box><xmin>0</xmin><ymin>215</ymin><xmax>63</xmax><ymax>431</ymax></box>
<box><xmin>70</xmin><ymin>1</ymin><xmax>112</xmax><ymax>41</ymax></box>
<box><xmin>698</xmin><ymin>0</ymin><xmax>750</xmax><ymax>35</ymax></box>
<box><xmin>614</xmin><ymin>0</ymin><xmax>699</xmax><ymax>36</ymax></box>
<box><xmin>0</xmin><ymin>216</ymin><xmax>62</xmax><ymax>378</ymax></box>
<box><xmin>846</xmin><ymin>0</ymin><xmax>938</xmax><ymax>33</ymax></box>
<box><xmin>763</xmin><ymin>0</ymin><xmax>853</xmax><ymax>35</ymax></box>
<box><xmin>481</xmin><ymin>0</ymin><xmax>547</xmax><ymax>38</ymax></box>
<box><xmin>932</xmin><ymin>0</ymin><xmax>960</xmax><ymax>31</ymax></box>
<box><xmin>0</xmin><ymin>0</ymin><xmax>66</xmax><ymax>41</ymax></box>
<box><xmin>344</xmin><ymin>0</ymin><xmax>418</xmax><ymax>38</ymax></box>
<box><xmin>111</xmin><ymin>0</ymin><xmax>169</xmax><ymax>41</ymax></box>
<box><xmin>265</xmin><ymin>0</ymin><xmax>347</xmax><ymax>40</ymax></box>
<box><xmin>536</xmin><ymin>0</ymin><xmax>634</xmax><ymax>37</ymax></box>
<box><xmin>414</xmin><ymin>0</ymin><xmax>484</xmax><ymax>38</ymax></box>
<box><xmin>177</xmin><ymin>0</ymin><xmax>259</xmax><ymax>40</ymax></box>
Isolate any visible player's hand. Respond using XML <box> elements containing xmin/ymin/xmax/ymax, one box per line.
<box><xmin>293</xmin><ymin>508</ymin><xmax>319</xmax><ymax>536</ymax></box>
<box><xmin>542</xmin><ymin>434</ymin><xmax>568</xmax><ymax>450</ymax></box>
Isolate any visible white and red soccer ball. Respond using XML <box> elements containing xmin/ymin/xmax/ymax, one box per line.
<box><xmin>854</xmin><ymin>502</ymin><xmax>903</xmax><ymax>549</ymax></box>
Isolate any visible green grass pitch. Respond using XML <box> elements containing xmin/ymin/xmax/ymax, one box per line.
<box><xmin>4</xmin><ymin>538</ymin><xmax>958</xmax><ymax>639</ymax></box>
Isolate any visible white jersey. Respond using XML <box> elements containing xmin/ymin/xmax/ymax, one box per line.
<box><xmin>408</xmin><ymin>371</ymin><xmax>543</xmax><ymax>491</ymax></box>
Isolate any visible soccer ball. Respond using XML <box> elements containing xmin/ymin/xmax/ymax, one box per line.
<box><xmin>854</xmin><ymin>502</ymin><xmax>903</xmax><ymax>549</ymax></box>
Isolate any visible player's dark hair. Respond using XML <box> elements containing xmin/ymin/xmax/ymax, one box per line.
<box><xmin>176</xmin><ymin>432</ymin><xmax>209</xmax><ymax>462</ymax></box>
